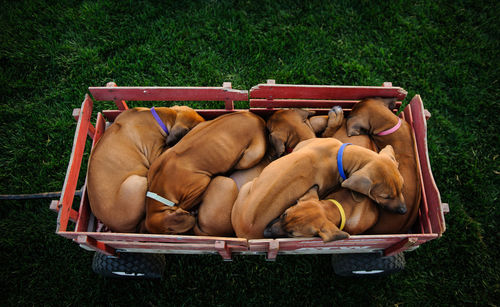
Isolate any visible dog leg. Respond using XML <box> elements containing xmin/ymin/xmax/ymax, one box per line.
<box><xmin>109</xmin><ymin>175</ymin><xmax>147</xmax><ymax>233</ymax></box>
<box><xmin>193</xmin><ymin>176</ymin><xmax>238</xmax><ymax>236</ymax></box>
<box><xmin>233</xmin><ymin>134</ymin><xmax>266</xmax><ymax>170</ymax></box>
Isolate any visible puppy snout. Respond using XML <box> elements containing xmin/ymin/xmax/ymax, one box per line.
<box><xmin>264</xmin><ymin>216</ymin><xmax>285</xmax><ymax>238</ymax></box>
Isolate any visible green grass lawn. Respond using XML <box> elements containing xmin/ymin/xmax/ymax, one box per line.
<box><xmin>1</xmin><ymin>0</ymin><xmax>498</xmax><ymax>305</ymax></box>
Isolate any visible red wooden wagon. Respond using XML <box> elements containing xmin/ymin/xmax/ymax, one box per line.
<box><xmin>50</xmin><ymin>80</ymin><xmax>448</xmax><ymax>277</ymax></box>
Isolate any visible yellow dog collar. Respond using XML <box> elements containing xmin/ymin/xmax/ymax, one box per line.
<box><xmin>327</xmin><ymin>199</ymin><xmax>346</xmax><ymax>231</ymax></box>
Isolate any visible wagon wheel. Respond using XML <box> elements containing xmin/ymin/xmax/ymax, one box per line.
<box><xmin>92</xmin><ymin>252</ymin><xmax>166</xmax><ymax>279</ymax></box>
<box><xmin>331</xmin><ymin>252</ymin><xmax>405</xmax><ymax>277</ymax></box>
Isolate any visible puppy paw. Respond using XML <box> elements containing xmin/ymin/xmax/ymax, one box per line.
<box><xmin>322</xmin><ymin>106</ymin><xmax>344</xmax><ymax>137</ymax></box>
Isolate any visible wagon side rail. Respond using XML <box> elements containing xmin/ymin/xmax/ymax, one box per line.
<box><xmin>89</xmin><ymin>82</ymin><xmax>248</xmax><ymax>120</ymax></box>
<box><xmin>249</xmin><ymin>79</ymin><xmax>407</xmax><ymax>113</ymax></box>
<box><xmin>408</xmin><ymin>95</ymin><xmax>447</xmax><ymax>235</ymax></box>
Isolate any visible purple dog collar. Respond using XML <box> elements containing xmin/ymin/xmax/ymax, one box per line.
<box><xmin>337</xmin><ymin>143</ymin><xmax>352</xmax><ymax>181</ymax></box>
<box><xmin>377</xmin><ymin>118</ymin><xmax>402</xmax><ymax>136</ymax></box>
<box><xmin>150</xmin><ymin>107</ymin><xmax>169</xmax><ymax>134</ymax></box>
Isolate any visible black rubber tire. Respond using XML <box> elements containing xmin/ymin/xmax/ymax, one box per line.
<box><xmin>331</xmin><ymin>252</ymin><xmax>405</xmax><ymax>277</ymax></box>
<box><xmin>92</xmin><ymin>252</ymin><xmax>166</xmax><ymax>279</ymax></box>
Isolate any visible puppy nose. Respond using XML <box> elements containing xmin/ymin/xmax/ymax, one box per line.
<box><xmin>263</xmin><ymin>228</ymin><xmax>273</xmax><ymax>238</ymax></box>
<box><xmin>397</xmin><ymin>206</ymin><xmax>407</xmax><ymax>215</ymax></box>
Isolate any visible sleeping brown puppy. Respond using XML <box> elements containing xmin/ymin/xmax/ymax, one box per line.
<box><xmin>87</xmin><ymin>106</ymin><xmax>204</xmax><ymax>233</ymax></box>
<box><xmin>263</xmin><ymin>106</ymin><xmax>381</xmax><ymax>241</ymax></box>
<box><xmin>264</xmin><ymin>187</ymin><xmax>379</xmax><ymax>242</ymax></box>
<box><xmin>231</xmin><ymin>137</ymin><xmax>405</xmax><ymax>240</ymax></box>
<box><xmin>229</xmin><ymin>109</ymin><xmax>321</xmax><ymax>190</ymax></box>
<box><xmin>346</xmin><ymin>97</ymin><xmax>421</xmax><ymax>234</ymax></box>
<box><xmin>195</xmin><ymin>109</ymin><xmax>324</xmax><ymax>236</ymax></box>
<box><xmin>146</xmin><ymin>111</ymin><xmax>267</xmax><ymax>235</ymax></box>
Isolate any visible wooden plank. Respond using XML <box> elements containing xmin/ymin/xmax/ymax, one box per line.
<box><xmin>384</xmin><ymin>237</ymin><xmax>420</xmax><ymax>256</ymax></box>
<box><xmin>266</xmin><ymin>240</ymin><xmax>279</xmax><ymax>261</ymax></box>
<box><xmin>57</xmin><ymin>94</ymin><xmax>93</xmax><ymax>232</ymax></box>
<box><xmin>105</xmin><ymin>82</ymin><xmax>129</xmax><ymax>110</ymax></box>
<box><xmin>404</xmin><ymin>105</ymin><xmax>432</xmax><ymax>234</ymax></box>
<box><xmin>249</xmin><ymin>234</ymin><xmax>437</xmax><ymax>252</ymax></box>
<box><xmin>101</xmin><ymin>241</ymin><xmax>248</xmax><ymax>253</ymax></box>
<box><xmin>75</xmin><ymin>112</ymin><xmax>106</xmax><ymax>233</ymax></box>
<box><xmin>410</xmin><ymin>95</ymin><xmax>446</xmax><ymax>235</ymax></box>
<box><xmin>250</xmin><ymin>99</ymin><xmax>402</xmax><ymax>109</ymax></box>
<box><xmin>75</xmin><ymin>235</ymin><xmax>116</xmax><ymax>256</ymax></box>
<box><xmin>72</xmin><ymin>108</ymin><xmax>96</xmax><ymax>138</ymax></box>
<box><xmin>222</xmin><ymin>82</ymin><xmax>234</xmax><ymax>110</ymax></box>
<box><xmin>89</xmin><ymin>87</ymin><xmax>248</xmax><ymax>102</ymax></box>
<box><xmin>249</xmin><ymin>84</ymin><xmax>408</xmax><ymax>100</ymax></box>
<box><xmin>57</xmin><ymin>231</ymin><xmax>249</xmax><ymax>247</ymax></box>
<box><xmin>215</xmin><ymin>240</ymin><xmax>232</xmax><ymax>260</ymax></box>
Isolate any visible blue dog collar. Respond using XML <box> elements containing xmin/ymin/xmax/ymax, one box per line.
<box><xmin>150</xmin><ymin>107</ymin><xmax>169</xmax><ymax>134</ymax></box>
<box><xmin>337</xmin><ymin>143</ymin><xmax>352</xmax><ymax>181</ymax></box>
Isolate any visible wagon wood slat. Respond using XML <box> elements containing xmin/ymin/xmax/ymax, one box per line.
<box><xmin>75</xmin><ymin>235</ymin><xmax>116</xmax><ymax>256</ymax></box>
<box><xmin>72</xmin><ymin>108</ymin><xmax>95</xmax><ymax>138</ymax></box>
<box><xmin>57</xmin><ymin>95</ymin><xmax>93</xmax><ymax>232</ymax></box>
<box><xmin>89</xmin><ymin>86</ymin><xmax>248</xmax><ymax>102</ymax></box>
<box><xmin>99</xmin><ymin>241</ymin><xmax>248</xmax><ymax>254</ymax></box>
<box><xmin>106</xmin><ymin>82</ymin><xmax>129</xmax><ymax>110</ymax></box>
<box><xmin>404</xmin><ymin>105</ymin><xmax>433</xmax><ymax>234</ymax></box>
<box><xmin>250</xmin><ymin>84</ymin><xmax>408</xmax><ymax>100</ymax></box>
<box><xmin>249</xmin><ymin>99</ymin><xmax>402</xmax><ymax>109</ymax></box>
<box><xmin>57</xmin><ymin>231</ymin><xmax>249</xmax><ymax>246</ymax></box>
<box><xmin>384</xmin><ymin>237</ymin><xmax>421</xmax><ymax>256</ymax></box>
<box><xmin>75</xmin><ymin>112</ymin><xmax>106</xmax><ymax>233</ymax></box>
<box><xmin>410</xmin><ymin>95</ymin><xmax>446</xmax><ymax>235</ymax></box>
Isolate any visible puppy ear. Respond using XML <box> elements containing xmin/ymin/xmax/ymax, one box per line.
<box><xmin>380</xmin><ymin>98</ymin><xmax>397</xmax><ymax>110</ymax></box>
<box><xmin>341</xmin><ymin>172</ymin><xmax>373</xmax><ymax>196</ymax></box>
<box><xmin>298</xmin><ymin>185</ymin><xmax>319</xmax><ymax>202</ymax></box>
<box><xmin>309</xmin><ymin>116</ymin><xmax>328</xmax><ymax>134</ymax></box>
<box><xmin>268</xmin><ymin>132</ymin><xmax>285</xmax><ymax>160</ymax></box>
<box><xmin>296</xmin><ymin>109</ymin><xmax>316</xmax><ymax>120</ymax></box>
<box><xmin>166</xmin><ymin>123</ymin><xmax>189</xmax><ymax>146</ymax></box>
<box><xmin>379</xmin><ymin>145</ymin><xmax>399</xmax><ymax>166</ymax></box>
<box><xmin>345</xmin><ymin>116</ymin><xmax>368</xmax><ymax>137</ymax></box>
<box><xmin>317</xmin><ymin>222</ymin><xmax>349</xmax><ymax>242</ymax></box>
<box><xmin>350</xmin><ymin>190</ymin><xmax>367</xmax><ymax>203</ymax></box>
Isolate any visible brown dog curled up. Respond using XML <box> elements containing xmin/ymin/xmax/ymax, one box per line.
<box><xmin>231</xmin><ymin>137</ymin><xmax>406</xmax><ymax>239</ymax></box>
<box><xmin>146</xmin><ymin>111</ymin><xmax>267</xmax><ymax>235</ymax></box>
<box><xmin>87</xmin><ymin>106</ymin><xmax>205</xmax><ymax>233</ymax></box>
<box><xmin>264</xmin><ymin>187</ymin><xmax>379</xmax><ymax>242</ymax></box>
<box><xmin>263</xmin><ymin>106</ymin><xmax>382</xmax><ymax>242</ymax></box>
<box><xmin>346</xmin><ymin>98</ymin><xmax>421</xmax><ymax>234</ymax></box>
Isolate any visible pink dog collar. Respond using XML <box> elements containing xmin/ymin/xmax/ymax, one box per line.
<box><xmin>377</xmin><ymin>118</ymin><xmax>402</xmax><ymax>136</ymax></box>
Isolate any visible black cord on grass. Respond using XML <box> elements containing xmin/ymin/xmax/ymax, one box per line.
<box><xmin>0</xmin><ymin>190</ymin><xmax>83</xmax><ymax>200</ymax></box>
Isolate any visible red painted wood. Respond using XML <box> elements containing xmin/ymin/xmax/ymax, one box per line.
<box><xmin>249</xmin><ymin>234</ymin><xmax>437</xmax><ymax>253</ymax></box>
<box><xmin>57</xmin><ymin>95</ymin><xmax>93</xmax><ymax>232</ymax></box>
<box><xmin>75</xmin><ymin>112</ymin><xmax>106</xmax><ymax>233</ymax></box>
<box><xmin>403</xmin><ymin>106</ymin><xmax>432</xmax><ymax>234</ymax></box>
<box><xmin>215</xmin><ymin>240</ymin><xmax>232</xmax><ymax>260</ymax></box>
<box><xmin>250</xmin><ymin>84</ymin><xmax>408</xmax><ymax>100</ymax></box>
<box><xmin>266</xmin><ymin>240</ymin><xmax>279</xmax><ymax>260</ymax></box>
<box><xmin>72</xmin><ymin>108</ymin><xmax>96</xmax><ymax>138</ymax></box>
<box><xmin>89</xmin><ymin>87</ymin><xmax>248</xmax><ymax>102</ymax></box>
<box><xmin>105</xmin><ymin>82</ymin><xmax>129</xmax><ymax>110</ymax></box>
<box><xmin>410</xmin><ymin>95</ymin><xmax>446</xmax><ymax>235</ymax></box>
<box><xmin>58</xmin><ymin>231</ymin><xmax>248</xmax><ymax>246</ymax></box>
<box><xmin>99</xmin><ymin>241</ymin><xmax>248</xmax><ymax>253</ymax></box>
<box><xmin>75</xmin><ymin>235</ymin><xmax>116</xmax><ymax>256</ymax></box>
<box><xmin>384</xmin><ymin>237</ymin><xmax>420</xmax><ymax>256</ymax></box>
<box><xmin>250</xmin><ymin>99</ymin><xmax>402</xmax><ymax>109</ymax></box>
